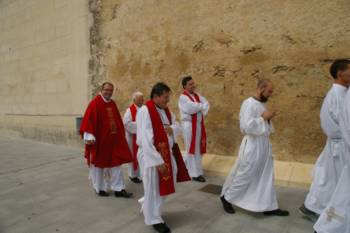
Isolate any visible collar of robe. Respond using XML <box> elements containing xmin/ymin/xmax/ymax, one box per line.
<box><xmin>100</xmin><ymin>93</ymin><xmax>111</xmax><ymax>103</ymax></box>
<box><xmin>252</xmin><ymin>96</ymin><xmax>263</xmax><ymax>102</ymax></box>
<box><xmin>154</xmin><ymin>102</ymin><xmax>164</xmax><ymax>110</ymax></box>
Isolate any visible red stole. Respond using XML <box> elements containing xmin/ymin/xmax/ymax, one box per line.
<box><xmin>146</xmin><ymin>100</ymin><xmax>190</xmax><ymax>196</ymax></box>
<box><xmin>182</xmin><ymin>91</ymin><xmax>207</xmax><ymax>155</ymax></box>
<box><xmin>79</xmin><ymin>95</ymin><xmax>133</xmax><ymax>168</ymax></box>
<box><xmin>129</xmin><ymin>104</ymin><xmax>139</xmax><ymax>171</ymax></box>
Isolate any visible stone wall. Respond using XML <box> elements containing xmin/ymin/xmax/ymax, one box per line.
<box><xmin>94</xmin><ymin>0</ymin><xmax>350</xmax><ymax>163</ymax></box>
<box><xmin>1</xmin><ymin>0</ymin><xmax>350</xmax><ymax>163</ymax></box>
<box><xmin>0</xmin><ymin>0</ymin><xmax>91</xmax><ymax>146</ymax></box>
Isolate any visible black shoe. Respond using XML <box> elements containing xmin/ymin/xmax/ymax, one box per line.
<box><xmin>299</xmin><ymin>204</ymin><xmax>319</xmax><ymax>222</ymax></box>
<box><xmin>129</xmin><ymin>177</ymin><xmax>142</xmax><ymax>183</ymax></box>
<box><xmin>152</xmin><ymin>223</ymin><xmax>171</xmax><ymax>233</ymax></box>
<box><xmin>192</xmin><ymin>175</ymin><xmax>206</xmax><ymax>182</ymax></box>
<box><xmin>97</xmin><ymin>190</ymin><xmax>110</xmax><ymax>197</ymax></box>
<box><xmin>114</xmin><ymin>189</ymin><xmax>133</xmax><ymax>198</ymax></box>
<box><xmin>220</xmin><ymin>196</ymin><xmax>235</xmax><ymax>214</ymax></box>
<box><xmin>263</xmin><ymin>209</ymin><xmax>289</xmax><ymax>216</ymax></box>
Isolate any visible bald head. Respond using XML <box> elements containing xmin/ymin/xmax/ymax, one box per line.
<box><xmin>257</xmin><ymin>79</ymin><xmax>272</xmax><ymax>89</ymax></box>
<box><xmin>256</xmin><ymin>79</ymin><xmax>273</xmax><ymax>103</ymax></box>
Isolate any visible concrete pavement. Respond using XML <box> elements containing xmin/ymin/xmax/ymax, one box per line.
<box><xmin>0</xmin><ymin>136</ymin><xmax>314</xmax><ymax>233</ymax></box>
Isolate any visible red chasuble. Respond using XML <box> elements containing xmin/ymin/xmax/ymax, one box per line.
<box><xmin>129</xmin><ymin>104</ymin><xmax>139</xmax><ymax>171</ymax></box>
<box><xmin>79</xmin><ymin>94</ymin><xmax>132</xmax><ymax>168</ymax></box>
<box><xmin>182</xmin><ymin>91</ymin><xmax>207</xmax><ymax>155</ymax></box>
<box><xmin>146</xmin><ymin>100</ymin><xmax>190</xmax><ymax>196</ymax></box>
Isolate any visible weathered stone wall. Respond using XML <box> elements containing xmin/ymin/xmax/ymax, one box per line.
<box><xmin>1</xmin><ymin>0</ymin><xmax>349</xmax><ymax>163</ymax></box>
<box><xmin>0</xmin><ymin>0</ymin><xmax>91</xmax><ymax>146</ymax></box>
<box><xmin>93</xmin><ymin>0</ymin><xmax>350</xmax><ymax>163</ymax></box>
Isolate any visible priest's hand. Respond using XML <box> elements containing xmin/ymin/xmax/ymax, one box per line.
<box><xmin>157</xmin><ymin>164</ymin><xmax>169</xmax><ymax>176</ymax></box>
<box><xmin>261</xmin><ymin>110</ymin><xmax>277</xmax><ymax>121</ymax></box>
<box><xmin>164</xmin><ymin>126</ymin><xmax>173</xmax><ymax>136</ymax></box>
<box><xmin>85</xmin><ymin>140</ymin><xmax>95</xmax><ymax>145</ymax></box>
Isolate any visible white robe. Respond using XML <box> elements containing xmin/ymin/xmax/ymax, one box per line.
<box><xmin>305</xmin><ymin>84</ymin><xmax>347</xmax><ymax>214</ymax></box>
<box><xmin>313</xmin><ymin>86</ymin><xmax>350</xmax><ymax>233</ymax></box>
<box><xmin>88</xmin><ymin>163</ymin><xmax>125</xmax><ymax>193</ymax></box>
<box><xmin>221</xmin><ymin>97</ymin><xmax>278</xmax><ymax>212</ymax></box>
<box><xmin>178</xmin><ymin>93</ymin><xmax>209</xmax><ymax>177</ymax></box>
<box><xmin>123</xmin><ymin>105</ymin><xmax>142</xmax><ymax>179</ymax></box>
<box><xmin>136</xmin><ymin>105</ymin><xmax>181</xmax><ymax>225</ymax></box>
<box><xmin>313</xmin><ymin>165</ymin><xmax>350</xmax><ymax>233</ymax></box>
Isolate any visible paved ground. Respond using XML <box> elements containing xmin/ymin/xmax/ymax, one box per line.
<box><xmin>0</xmin><ymin>136</ymin><xmax>314</xmax><ymax>233</ymax></box>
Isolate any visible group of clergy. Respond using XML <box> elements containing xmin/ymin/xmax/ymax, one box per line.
<box><xmin>79</xmin><ymin>76</ymin><xmax>209</xmax><ymax>233</ymax></box>
<box><xmin>79</xmin><ymin>59</ymin><xmax>350</xmax><ymax>233</ymax></box>
<box><xmin>300</xmin><ymin>59</ymin><xmax>350</xmax><ymax>233</ymax></box>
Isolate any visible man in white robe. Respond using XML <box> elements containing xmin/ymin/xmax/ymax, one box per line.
<box><xmin>178</xmin><ymin>75</ymin><xmax>209</xmax><ymax>182</ymax></box>
<box><xmin>313</xmin><ymin>59</ymin><xmax>350</xmax><ymax>233</ymax></box>
<box><xmin>137</xmin><ymin>82</ymin><xmax>184</xmax><ymax>233</ymax></box>
<box><xmin>300</xmin><ymin>59</ymin><xmax>350</xmax><ymax>222</ymax></box>
<box><xmin>220</xmin><ymin>79</ymin><xmax>289</xmax><ymax>216</ymax></box>
<box><xmin>313</xmin><ymin>165</ymin><xmax>350</xmax><ymax>233</ymax></box>
<box><xmin>123</xmin><ymin>92</ymin><xmax>144</xmax><ymax>183</ymax></box>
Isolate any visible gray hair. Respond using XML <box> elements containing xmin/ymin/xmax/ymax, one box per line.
<box><xmin>132</xmin><ymin>91</ymin><xmax>143</xmax><ymax>101</ymax></box>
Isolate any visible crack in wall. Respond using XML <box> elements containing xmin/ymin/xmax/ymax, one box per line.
<box><xmin>88</xmin><ymin>0</ymin><xmax>106</xmax><ymax>97</ymax></box>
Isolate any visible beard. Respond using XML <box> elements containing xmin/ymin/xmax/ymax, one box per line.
<box><xmin>102</xmin><ymin>94</ymin><xmax>112</xmax><ymax>101</ymax></box>
<box><xmin>260</xmin><ymin>93</ymin><xmax>269</xmax><ymax>103</ymax></box>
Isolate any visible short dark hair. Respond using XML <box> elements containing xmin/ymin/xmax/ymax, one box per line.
<box><xmin>150</xmin><ymin>82</ymin><xmax>171</xmax><ymax>98</ymax></box>
<box><xmin>182</xmin><ymin>75</ymin><xmax>193</xmax><ymax>88</ymax></box>
<box><xmin>330</xmin><ymin>59</ymin><xmax>350</xmax><ymax>79</ymax></box>
<box><xmin>101</xmin><ymin>82</ymin><xmax>114</xmax><ymax>90</ymax></box>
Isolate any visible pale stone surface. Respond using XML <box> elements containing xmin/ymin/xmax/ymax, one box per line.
<box><xmin>0</xmin><ymin>0</ymin><xmax>91</xmax><ymax>144</ymax></box>
<box><xmin>93</xmin><ymin>0</ymin><xmax>350</xmax><ymax>163</ymax></box>
<box><xmin>0</xmin><ymin>136</ymin><xmax>314</xmax><ymax>233</ymax></box>
<box><xmin>1</xmin><ymin>0</ymin><xmax>350</xmax><ymax>166</ymax></box>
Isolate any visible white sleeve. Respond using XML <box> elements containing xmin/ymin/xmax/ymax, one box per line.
<box><xmin>83</xmin><ymin>132</ymin><xmax>96</xmax><ymax>144</ymax></box>
<box><xmin>199</xmin><ymin>94</ymin><xmax>210</xmax><ymax>116</ymax></box>
<box><xmin>321</xmin><ymin>89</ymin><xmax>344</xmax><ymax>139</ymax></box>
<box><xmin>340</xmin><ymin>94</ymin><xmax>350</xmax><ymax>147</ymax></box>
<box><xmin>170</xmin><ymin>112</ymin><xmax>182</xmax><ymax>137</ymax></box>
<box><xmin>136</xmin><ymin>107</ymin><xmax>164</xmax><ymax>168</ymax></box>
<box><xmin>240</xmin><ymin>102</ymin><xmax>268</xmax><ymax>136</ymax></box>
<box><xmin>328</xmin><ymin>94</ymin><xmax>341</xmax><ymax>126</ymax></box>
<box><xmin>178</xmin><ymin>95</ymin><xmax>203</xmax><ymax>115</ymax></box>
<box><xmin>123</xmin><ymin>108</ymin><xmax>137</xmax><ymax>134</ymax></box>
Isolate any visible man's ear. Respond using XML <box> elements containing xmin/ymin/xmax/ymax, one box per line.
<box><xmin>338</xmin><ymin>70</ymin><xmax>343</xmax><ymax>79</ymax></box>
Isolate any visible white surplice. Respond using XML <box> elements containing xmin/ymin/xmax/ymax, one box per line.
<box><xmin>178</xmin><ymin>93</ymin><xmax>209</xmax><ymax>178</ymax></box>
<box><xmin>221</xmin><ymin>97</ymin><xmax>278</xmax><ymax>212</ymax></box>
<box><xmin>136</xmin><ymin>105</ymin><xmax>181</xmax><ymax>225</ymax></box>
<box><xmin>83</xmin><ymin>133</ymin><xmax>125</xmax><ymax>193</ymax></box>
<box><xmin>313</xmin><ymin>165</ymin><xmax>350</xmax><ymax>233</ymax></box>
<box><xmin>123</xmin><ymin>105</ymin><xmax>142</xmax><ymax>179</ymax></box>
<box><xmin>305</xmin><ymin>84</ymin><xmax>347</xmax><ymax>214</ymax></box>
<box><xmin>313</xmin><ymin>86</ymin><xmax>350</xmax><ymax>233</ymax></box>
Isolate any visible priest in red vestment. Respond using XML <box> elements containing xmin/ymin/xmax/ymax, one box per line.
<box><xmin>79</xmin><ymin>82</ymin><xmax>133</xmax><ymax>198</ymax></box>
<box><xmin>136</xmin><ymin>82</ymin><xmax>190</xmax><ymax>233</ymax></box>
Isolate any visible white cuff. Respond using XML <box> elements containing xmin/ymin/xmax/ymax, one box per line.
<box><xmin>83</xmin><ymin>132</ymin><xmax>96</xmax><ymax>144</ymax></box>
